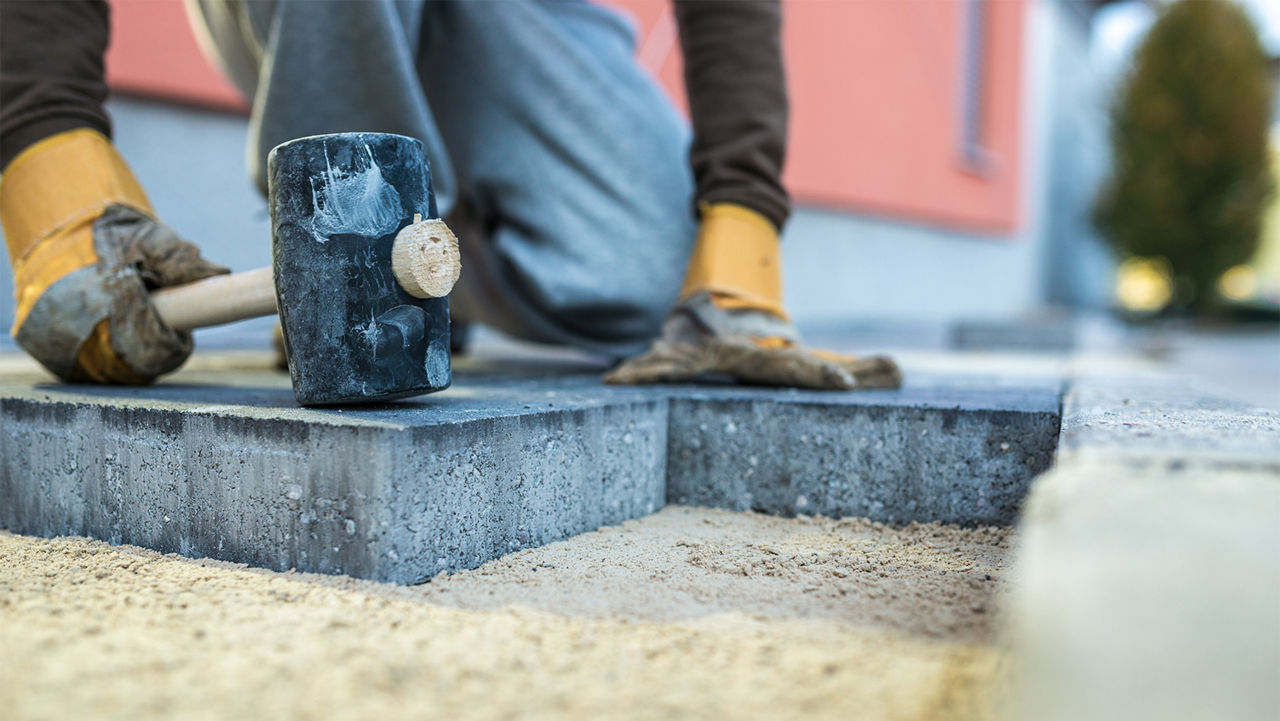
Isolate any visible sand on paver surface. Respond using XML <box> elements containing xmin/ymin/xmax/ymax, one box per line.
<box><xmin>0</xmin><ymin>506</ymin><xmax>1012</xmax><ymax>721</ymax></box>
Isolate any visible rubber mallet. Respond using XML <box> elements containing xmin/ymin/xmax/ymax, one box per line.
<box><xmin>147</xmin><ymin>132</ymin><xmax>460</xmax><ymax>406</ymax></box>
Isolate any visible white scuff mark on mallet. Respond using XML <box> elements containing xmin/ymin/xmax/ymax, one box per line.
<box><xmin>354</xmin><ymin>308</ymin><xmax>383</xmax><ymax>358</ymax></box>
<box><xmin>309</xmin><ymin>143</ymin><xmax>403</xmax><ymax>243</ymax></box>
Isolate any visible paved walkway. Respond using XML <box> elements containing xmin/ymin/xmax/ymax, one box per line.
<box><xmin>1</xmin><ymin>318</ymin><xmax>1277</xmax><ymax>720</ymax></box>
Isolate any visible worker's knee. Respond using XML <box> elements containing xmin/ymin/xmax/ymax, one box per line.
<box><xmin>497</xmin><ymin>196</ymin><xmax>697</xmax><ymax>348</ymax></box>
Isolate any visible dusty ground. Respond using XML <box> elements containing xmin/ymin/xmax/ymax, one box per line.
<box><xmin>0</xmin><ymin>506</ymin><xmax>1013</xmax><ymax>721</ymax></box>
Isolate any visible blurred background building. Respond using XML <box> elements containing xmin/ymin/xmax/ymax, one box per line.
<box><xmin>0</xmin><ymin>0</ymin><xmax>1276</xmax><ymax>346</ymax></box>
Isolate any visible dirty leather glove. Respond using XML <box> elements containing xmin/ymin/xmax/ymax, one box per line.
<box><xmin>605</xmin><ymin>203</ymin><xmax>901</xmax><ymax>390</ymax></box>
<box><xmin>0</xmin><ymin>129</ymin><xmax>229</xmax><ymax>383</ymax></box>
<box><xmin>604</xmin><ymin>291</ymin><xmax>901</xmax><ymax>389</ymax></box>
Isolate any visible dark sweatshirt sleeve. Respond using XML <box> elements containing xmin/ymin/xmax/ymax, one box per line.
<box><xmin>0</xmin><ymin>1</ymin><xmax>112</xmax><ymax>170</ymax></box>
<box><xmin>673</xmin><ymin>0</ymin><xmax>790</xmax><ymax>230</ymax></box>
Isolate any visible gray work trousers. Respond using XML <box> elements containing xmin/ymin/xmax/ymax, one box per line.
<box><xmin>190</xmin><ymin>0</ymin><xmax>695</xmax><ymax>356</ymax></box>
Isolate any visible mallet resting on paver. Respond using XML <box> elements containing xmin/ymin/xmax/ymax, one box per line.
<box><xmin>146</xmin><ymin>132</ymin><xmax>460</xmax><ymax>406</ymax></box>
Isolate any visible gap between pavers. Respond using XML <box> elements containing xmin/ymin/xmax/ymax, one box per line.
<box><xmin>0</xmin><ymin>360</ymin><xmax>1061</xmax><ymax>583</ymax></box>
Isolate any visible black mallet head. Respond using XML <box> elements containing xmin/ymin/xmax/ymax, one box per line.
<box><xmin>268</xmin><ymin>132</ymin><xmax>458</xmax><ymax>406</ymax></box>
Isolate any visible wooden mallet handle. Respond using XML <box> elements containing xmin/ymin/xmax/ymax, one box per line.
<box><xmin>149</xmin><ymin>267</ymin><xmax>277</xmax><ymax>332</ymax></box>
<box><xmin>148</xmin><ymin>217</ymin><xmax>460</xmax><ymax>333</ymax></box>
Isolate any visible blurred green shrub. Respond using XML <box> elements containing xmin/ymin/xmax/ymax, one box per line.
<box><xmin>1093</xmin><ymin>0</ymin><xmax>1275</xmax><ymax>312</ymax></box>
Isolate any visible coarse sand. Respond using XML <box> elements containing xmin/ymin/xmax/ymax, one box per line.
<box><xmin>0</xmin><ymin>506</ymin><xmax>1013</xmax><ymax>721</ymax></box>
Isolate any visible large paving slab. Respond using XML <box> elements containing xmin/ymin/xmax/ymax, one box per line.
<box><xmin>664</xmin><ymin>376</ymin><xmax>1060</xmax><ymax>524</ymax></box>
<box><xmin>1057</xmin><ymin>368</ymin><xmax>1280</xmax><ymax>472</ymax></box>
<box><xmin>0</xmin><ymin>366</ymin><xmax>668</xmax><ymax>584</ymax></box>
<box><xmin>1009</xmin><ymin>462</ymin><xmax>1280</xmax><ymax>721</ymax></box>
<box><xmin>1</xmin><ymin>353</ymin><xmax>1063</xmax><ymax>582</ymax></box>
<box><xmin>1008</xmin><ymin>367</ymin><xmax>1280</xmax><ymax>721</ymax></box>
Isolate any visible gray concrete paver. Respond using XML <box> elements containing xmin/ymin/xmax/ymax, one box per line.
<box><xmin>1</xmin><ymin>353</ymin><xmax>1064</xmax><ymax>580</ymax></box>
<box><xmin>1008</xmin><ymin>362</ymin><xmax>1280</xmax><ymax>721</ymax></box>
<box><xmin>1009</xmin><ymin>462</ymin><xmax>1280</xmax><ymax>721</ymax></box>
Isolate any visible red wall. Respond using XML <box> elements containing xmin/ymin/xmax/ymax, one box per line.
<box><xmin>612</xmin><ymin>0</ymin><xmax>1026</xmax><ymax>234</ymax></box>
<box><xmin>105</xmin><ymin>0</ymin><xmax>246</xmax><ymax>112</ymax></box>
<box><xmin>105</xmin><ymin>0</ymin><xmax>1025</xmax><ymax>234</ymax></box>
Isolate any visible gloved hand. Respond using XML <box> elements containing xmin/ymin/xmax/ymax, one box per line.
<box><xmin>605</xmin><ymin>203</ymin><xmax>901</xmax><ymax>390</ymax></box>
<box><xmin>604</xmin><ymin>291</ymin><xmax>901</xmax><ymax>389</ymax></box>
<box><xmin>0</xmin><ymin>129</ymin><xmax>228</xmax><ymax>383</ymax></box>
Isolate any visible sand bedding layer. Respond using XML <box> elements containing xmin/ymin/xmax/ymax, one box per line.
<box><xmin>0</xmin><ymin>506</ymin><xmax>1012</xmax><ymax>721</ymax></box>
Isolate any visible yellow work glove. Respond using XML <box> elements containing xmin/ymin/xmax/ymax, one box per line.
<box><xmin>0</xmin><ymin>129</ymin><xmax>228</xmax><ymax>383</ymax></box>
<box><xmin>605</xmin><ymin>203</ymin><xmax>901</xmax><ymax>390</ymax></box>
